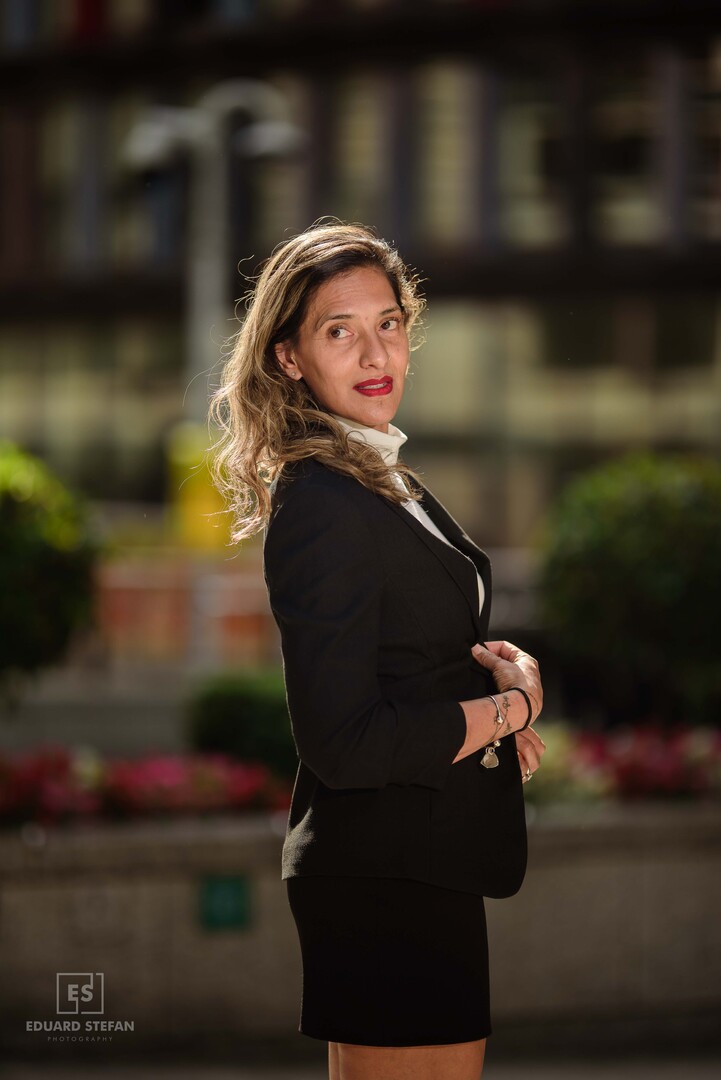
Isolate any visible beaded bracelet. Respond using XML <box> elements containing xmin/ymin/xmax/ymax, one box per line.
<box><xmin>509</xmin><ymin>686</ymin><xmax>533</xmax><ymax>730</ymax></box>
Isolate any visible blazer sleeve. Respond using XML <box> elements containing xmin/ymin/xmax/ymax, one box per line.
<box><xmin>263</xmin><ymin>478</ymin><xmax>468</xmax><ymax>791</ymax></box>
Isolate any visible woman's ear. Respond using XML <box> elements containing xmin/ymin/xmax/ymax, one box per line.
<box><xmin>274</xmin><ymin>341</ymin><xmax>302</xmax><ymax>381</ymax></box>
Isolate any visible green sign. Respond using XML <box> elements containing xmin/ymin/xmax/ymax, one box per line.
<box><xmin>198</xmin><ymin>875</ymin><xmax>252</xmax><ymax>931</ymax></box>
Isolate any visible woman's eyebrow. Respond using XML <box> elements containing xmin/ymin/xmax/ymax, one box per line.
<box><xmin>315</xmin><ymin>305</ymin><xmax>401</xmax><ymax>331</ymax></box>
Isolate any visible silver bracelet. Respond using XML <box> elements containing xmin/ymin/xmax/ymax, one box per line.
<box><xmin>480</xmin><ymin>696</ymin><xmax>504</xmax><ymax>770</ymax></box>
<box><xmin>489</xmin><ymin>695</ymin><xmax>505</xmax><ymax>730</ymax></box>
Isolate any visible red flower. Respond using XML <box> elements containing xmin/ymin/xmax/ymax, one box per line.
<box><xmin>575</xmin><ymin>725</ymin><xmax>718</xmax><ymax>800</ymax></box>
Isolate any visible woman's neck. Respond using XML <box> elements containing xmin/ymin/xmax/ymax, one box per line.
<box><xmin>328</xmin><ymin>412</ymin><xmax>408</xmax><ymax>467</ymax></box>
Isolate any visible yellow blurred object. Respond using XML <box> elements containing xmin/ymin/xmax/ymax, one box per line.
<box><xmin>166</xmin><ymin>421</ymin><xmax>230</xmax><ymax>551</ymax></box>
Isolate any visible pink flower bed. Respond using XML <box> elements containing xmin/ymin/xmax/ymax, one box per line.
<box><xmin>1</xmin><ymin>726</ymin><xmax>720</xmax><ymax>827</ymax></box>
<box><xmin>575</xmin><ymin>725</ymin><xmax>721</xmax><ymax>801</ymax></box>
<box><xmin>0</xmin><ymin>746</ymin><xmax>292</xmax><ymax>827</ymax></box>
<box><xmin>525</xmin><ymin>723</ymin><xmax>721</xmax><ymax>804</ymax></box>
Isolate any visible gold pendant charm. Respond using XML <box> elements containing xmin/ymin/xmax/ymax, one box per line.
<box><xmin>481</xmin><ymin>747</ymin><xmax>499</xmax><ymax>769</ymax></box>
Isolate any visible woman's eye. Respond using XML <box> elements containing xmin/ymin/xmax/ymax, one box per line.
<box><xmin>329</xmin><ymin>326</ymin><xmax>350</xmax><ymax>339</ymax></box>
<box><xmin>381</xmin><ymin>318</ymin><xmax>401</xmax><ymax>331</ymax></box>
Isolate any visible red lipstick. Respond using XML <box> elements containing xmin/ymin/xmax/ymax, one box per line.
<box><xmin>354</xmin><ymin>376</ymin><xmax>393</xmax><ymax>397</ymax></box>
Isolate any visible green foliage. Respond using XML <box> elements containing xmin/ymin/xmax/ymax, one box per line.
<box><xmin>537</xmin><ymin>452</ymin><xmax>721</xmax><ymax>726</ymax></box>
<box><xmin>0</xmin><ymin>440</ymin><xmax>100</xmax><ymax>704</ymax></box>
<box><xmin>186</xmin><ymin>667</ymin><xmax>297</xmax><ymax>781</ymax></box>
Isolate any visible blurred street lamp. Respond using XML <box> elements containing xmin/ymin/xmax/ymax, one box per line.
<box><xmin>123</xmin><ymin>80</ymin><xmax>304</xmax><ymax>425</ymax></box>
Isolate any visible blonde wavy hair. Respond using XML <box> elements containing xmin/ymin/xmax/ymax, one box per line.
<box><xmin>209</xmin><ymin>220</ymin><xmax>427</xmax><ymax>543</ymax></box>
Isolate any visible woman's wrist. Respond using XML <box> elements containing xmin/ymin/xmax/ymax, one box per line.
<box><xmin>492</xmin><ymin>691</ymin><xmax>533</xmax><ymax>734</ymax></box>
<box><xmin>507</xmin><ymin>687</ymin><xmax>534</xmax><ymax>730</ymax></box>
<box><xmin>455</xmin><ymin>691</ymin><xmax>527</xmax><ymax>762</ymax></box>
<box><xmin>455</xmin><ymin>697</ymin><xmax>502</xmax><ymax>762</ymax></box>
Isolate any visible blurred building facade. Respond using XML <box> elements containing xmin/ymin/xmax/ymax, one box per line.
<box><xmin>2</xmin><ymin>0</ymin><xmax>721</xmax><ymax>550</ymax></box>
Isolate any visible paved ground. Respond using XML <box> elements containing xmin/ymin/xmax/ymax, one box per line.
<box><xmin>3</xmin><ymin>1060</ymin><xmax>721</xmax><ymax>1079</ymax></box>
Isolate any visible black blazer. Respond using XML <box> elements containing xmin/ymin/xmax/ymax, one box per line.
<box><xmin>263</xmin><ymin>456</ymin><xmax>527</xmax><ymax>899</ymax></box>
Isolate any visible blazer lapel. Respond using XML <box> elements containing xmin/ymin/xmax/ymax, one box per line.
<box><xmin>417</xmin><ymin>481</ymin><xmax>493</xmax><ymax>632</ymax></box>
<box><xmin>382</xmin><ymin>479</ymin><xmax>491</xmax><ymax>638</ymax></box>
<box><xmin>418</xmin><ymin>483</ymin><xmax>492</xmax><ymax>581</ymax></box>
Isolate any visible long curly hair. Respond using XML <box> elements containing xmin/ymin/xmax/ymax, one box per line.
<box><xmin>209</xmin><ymin>220</ymin><xmax>427</xmax><ymax>542</ymax></box>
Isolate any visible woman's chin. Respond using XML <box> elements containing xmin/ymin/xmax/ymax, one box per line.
<box><xmin>348</xmin><ymin>394</ymin><xmax>402</xmax><ymax>429</ymax></box>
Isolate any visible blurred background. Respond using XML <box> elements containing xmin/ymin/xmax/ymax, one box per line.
<box><xmin>1</xmin><ymin>0</ymin><xmax>720</xmax><ymax>1075</ymax></box>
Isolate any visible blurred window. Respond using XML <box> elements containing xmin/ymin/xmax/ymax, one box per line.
<box><xmin>333</xmin><ymin>72</ymin><xmax>388</xmax><ymax>227</ymax></box>
<box><xmin>655</xmin><ymin>295</ymin><xmax>717</xmax><ymax>370</ymax></box>
<box><xmin>250</xmin><ymin>73</ymin><xmax>310</xmax><ymax>255</ymax></box>
<box><xmin>397</xmin><ymin>301</ymin><xmax>496</xmax><ymax>430</ymax></box>
<box><xmin>0</xmin><ymin>321</ymin><xmax>184</xmax><ymax>501</ymax></box>
<box><xmin>691</xmin><ymin>41</ymin><xmax>721</xmax><ymax>241</ymax></box>
<box><xmin>415</xmin><ymin>60</ymin><xmax>483</xmax><ymax>246</ymax></box>
<box><xmin>593</xmin><ymin>58</ymin><xmax>660</xmax><ymax>244</ymax></box>
<box><xmin>498</xmin><ymin>72</ymin><xmax>566</xmax><ymax>247</ymax></box>
<box><xmin>540</xmin><ymin>298</ymin><xmax>614</xmax><ymax>368</ymax></box>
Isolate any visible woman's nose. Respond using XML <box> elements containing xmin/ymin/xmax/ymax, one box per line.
<box><xmin>359</xmin><ymin>330</ymin><xmax>389</xmax><ymax>366</ymax></box>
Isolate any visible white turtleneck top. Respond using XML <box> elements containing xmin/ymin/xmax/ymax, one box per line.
<box><xmin>329</xmin><ymin>412</ymin><xmax>485</xmax><ymax>615</ymax></box>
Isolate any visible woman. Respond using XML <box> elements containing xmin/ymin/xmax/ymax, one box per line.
<box><xmin>210</xmin><ymin>221</ymin><xmax>545</xmax><ymax>1080</ymax></box>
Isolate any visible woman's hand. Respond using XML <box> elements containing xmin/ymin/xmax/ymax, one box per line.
<box><xmin>515</xmin><ymin>727</ymin><xmax>546</xmax><ymax>783</ymax></box>
<box><xmin>471</xmin><ymin>639</ymin><xmax>543</xmax><ymax>724</ymax></box>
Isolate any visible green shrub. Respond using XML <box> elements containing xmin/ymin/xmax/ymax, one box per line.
<box><xmin>186</xmin><ymin>667</ymin><xmax>297</xmax><ymax>780</ymax></box>
<box><xmin>537</xmin><ymin>452</ymin><xmax>721</xmax><ymax>727</ymax></box>
<box><xmin>0</xmin><ymin>440</ymin><xmax>100</xmax><ymax>708</ymax></box>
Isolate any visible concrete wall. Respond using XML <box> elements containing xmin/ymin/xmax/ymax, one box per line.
<box><xmin>0</xmin><ymin>804</ymin><xmax>719</xmax><ymax>1058</ymax></box>
<box><xmin>488</xmin><ymin>804</ymin><xmax>721</xmax><ymax>1036</ymax></box>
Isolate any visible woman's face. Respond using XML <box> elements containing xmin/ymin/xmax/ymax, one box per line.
<box><xmin>274</xmin><ymin>265</ymin><xmax>409</xmax><ymax>433</ymax></box>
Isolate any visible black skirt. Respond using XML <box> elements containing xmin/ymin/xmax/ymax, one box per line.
<box><xmin>285</xmin><ymin>874</ymin><xmax>491</xmax><ymax>1047</ymax></box>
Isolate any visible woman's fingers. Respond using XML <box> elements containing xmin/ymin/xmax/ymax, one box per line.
<box><xmin>471</xmin><ymin>642</ymin><xmax>523</xmax><ymax>676</ymax></box>
<box><xmin>515</xmin><ymin>743</ymin><xmax>540</xmax><ymax>776</ymax></box>
<box><xmin>470</xmin><ymin>647</ymin><xmax>522</xmax><ymax>696</ymax></box>
<box><xmin>517</xmin><ymin>748</ymin><xmax>534</xmax><ymax>783</ymax></box>
<box><xmin>471</xmin><ymin>643</ymin><xmax>544</xmax><ymax>723</ymax></box>
<box><xmin>515</xmin><ymin>729</ymin><xmax>546</xmax><ymax>782</ymax></box>
<box><xmin>483</xmin><ymin>640</ymin><xmax>524</xmax><ymax>663</ymax></box>
<box><xmin>471</xmin><ymin>644</ymin><xmax>541</xmax><ymax>704</ymax></box>
<box><xmin>471</xmin><ymin>643</ymin><xmax>495</xmax><ymax>665</ymax></box>
<box><xmin>519</xmin><ymin>727</ymin><xmax>546</xmax><ymax>757</ymax></box>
